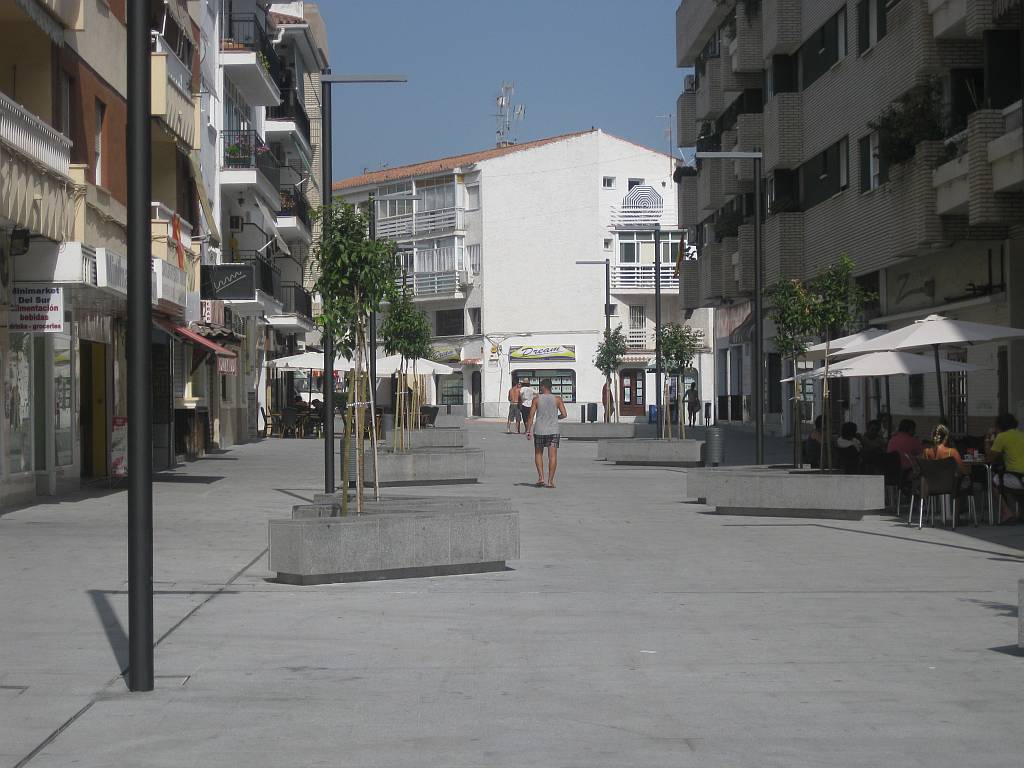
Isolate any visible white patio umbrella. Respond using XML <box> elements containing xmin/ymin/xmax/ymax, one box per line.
<box><xmin>373</xmin><ymin>354</ymin><xmax>454</xmax><ymax>377</ymax></box>
<box><xmin>803</xmin><ymin>329</ymin><xmax>887</xmax><ymax>362</ymax></box>
<box><xmin>783</xmin><ymin>351</ymin><xmax>979</xmax><ymax>382</ymax></box>
<box><xmin>834</xmin><ymin>314</ymin><xmax>1024</xmax><ymax>423</ymax></box>
<box><xmin>267</xmin><ymin>351</ymin><xmax>353</xmax><ymax>372</ymax></box>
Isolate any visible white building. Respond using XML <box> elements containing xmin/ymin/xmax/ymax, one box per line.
<box><xmin>334</xmin><ymin>129</ymin><xmax>715</xmax><ymax>421</ymax></box>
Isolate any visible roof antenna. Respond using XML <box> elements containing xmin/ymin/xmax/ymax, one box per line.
<box><xmin>494</xmin><ymin>82</ymin><xmax>525</xmax><ymax>148</ymax></box>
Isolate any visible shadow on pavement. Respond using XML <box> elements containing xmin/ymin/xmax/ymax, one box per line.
<box><xmin>86</xmin><ymin>590</ymin><xmax>128</xmax><ymax>675</ymax></box>
<box><xmin>153</xmin><ymin>474</ymin><xmax>224</xmax><ymax>484</ymax></box>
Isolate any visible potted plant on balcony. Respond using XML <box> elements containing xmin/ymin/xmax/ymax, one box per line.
<box><xmin>595</xmin><ymin>325</ymin><xmax>628</xmax><ymax>423</ymax></box>
<box><xmin>869</xmin><ymin>79</ymin><xmax>944</xmax><ymax>167</ymax></box>
<box><xmin>314</xmin><ymin>202</ymin><xmax>400</xmax><ymax>512</ymax></box>
<box><xmin>380</xmin><ymin>287</ymin><xmax>432</xmax><ymax>452</ymax></box>
<box><xmin>658</xmin><ymin>322</ymin><xmax>704</xmax><ymax>439</ymax></box>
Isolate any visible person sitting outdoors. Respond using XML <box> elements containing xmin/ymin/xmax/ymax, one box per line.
<box><xmin>985</xmin><ymin>412</ymin><xmax>1024</xmax><ymax>524</ymax></box>
<box><xmin>835</xmin><ymin>421</ymin><xmax>861</xmax><ymax>473</ymax></box>
<box><xmin>922</xmin><ymin>423</ymin><xmax>968</xmax><ymax>475</ymax></box>
<box><xmin>836</xmin><ymin>421</ymin><xmax>862</xmax><ymax>451</ymax></box>
<box><xmin>859</xmin><ymin>419</ymin><xmax>887</xmax><ymax>474</ymax></box>
<box><xmin>803</xmin><ymin>415</ymin><xmax>824</xmax><ymax>468</ymax></box>
<box><xmin>887</xmin><ymin>418</ymin><xmax>923</xmax><ymax>470</ymax></box>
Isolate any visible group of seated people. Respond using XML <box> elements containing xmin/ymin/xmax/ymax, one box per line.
<box><xmin>804</xmin><ymin>412</ymin><xmax>1024</xmax><ymax>524</ymax></box>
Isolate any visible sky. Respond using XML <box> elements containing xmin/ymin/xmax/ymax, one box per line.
<box><xmin>320</xmin><ymin>0</ymin><xmax>683</xmax><ymax>182</ymax></box>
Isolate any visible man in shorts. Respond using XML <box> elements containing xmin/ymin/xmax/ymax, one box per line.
<box><xmin>519</xmin><ymin>379</ymin><xmax>536</xmax><ymax>435</ymax></box>
<box><xmin>506</xmin><ymin>380</ymin><xmax>522</xmax><ymax>434</ymax></box>
<box><xmin>527</xmin><ymin>378</ymin><xmax>567</xmax><ymax>488</ymax></box>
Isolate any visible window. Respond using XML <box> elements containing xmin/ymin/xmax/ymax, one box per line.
<box><xmin>94</xmin><ymin>99</ymin><xmax>106</xmax><ymax>187</ymax></box>
<box><xmin>798</xmin><ymin>137</ymin><xmax>848</xmax><ymax>210</ymax></box>
<box><xmin>59</xmin><ymin>71</ymin><xmax>72</xmax><ymax>138</ymax></box>
<box><xmin>602</xmin><ymin>176</ymin><xmax>615</xmax><ymax>189</ymax></box>
<box><xmin>512</xmin><ymin>370</ymin><xmax>576</xmax><ymax>403</ymax></box>
<box><xmin>468</xmin><ymin>308</ymin><xmax>482</xmax><ymax>335</ymax></box>
<box><xmin>435</xmin><ymin>309</ymin><xmax>464</xmax><ymax>337</ymax></box>
<box><xmin>417</xmin><ymin>177</ymin><xmax>456</xmax><ymax>212</ymax></box>
<box><xmin>628</xmin><ymin>178</ymin><xmax>644</xmax><ymax>190</ymax></box>
<box><xmin>858</xmin><ymin>131</ymin><xmax>888</xmax><ymax>192</ymax></box>
<box><xmin>619</xmin><ymin>239</ymin><xmax>637</xmax><ymax>263</ymax></box>
<box><xmin>603</xmin><ymin>238</ymin><xmax>612</xmax><ymax>251</ymax></box>
<box><xmin>465</xmin><ymin>185</ymin><xmax>480</xmax><ymax>210</ymax></box>
<box><xmin>439</xmin><ymin>372</ymin><xmax>464</xmax><ymax>405</ymax></box>
<box><xmin>797</xmin><ymin>8</ymin><xmax>847</xmax><ymax>91</ymax></box>
<box><xmin>377</xmin><ymin>182</ymin><xmax>413</xmax><ymax>218</ymax></box>
<box><xmin>858</xmin><ymin>0</ymin><xmax>888</xmax><ymax>54</ymax></box>
<box><xmin>766</xmin><ymin>54</ymin><xmax>798</xmax><ymax>99</ymax></box>
<box><xmin>908</xmin><ymin>373</ymin><xmax>924</xmax><ymax>408</ymax></box>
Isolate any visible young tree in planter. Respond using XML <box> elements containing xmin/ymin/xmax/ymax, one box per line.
<box><xmin>314</xmin><ymin>203</ymin><xmax>400</xmax><ymax>512</ymax></box>
<box><xmin>595</xmin><ymin>325</ymin><xmax>628</xmax><ymax>423</ymax></box>
<box><xmin>658</xmin><ymin>322</ymin><xmax>705</xmax><ymax>439</ymax></box>
<box><xmin>380</xmin><ymin>287</ymin><xmax>432</xmax><ymax>451</ymax></box>
<box><xmin>768</xmin><ymin>278</ymin><xmax>815</xmax><ymax>467</ymax></box>
<box><xmin>804</xmin><ymin>254</ymin><xmax>873</xmax><ymax>470</ymax></box>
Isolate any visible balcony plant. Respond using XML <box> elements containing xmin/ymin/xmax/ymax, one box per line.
<box><xmin>595</xmin><ymin>325</ymin><xmax>628</xmax><ymax>423</ymax></box>
<box><xmin>658</xmin><ymin>322</ymin><xmax>705</xmax><ymax>439</ymax></box>
<box><xmin>314</xmin><ymin>202</ymin><xmax>400</xmax><ymax>512</ymax></box>
<box><xmin>868</xmin><ymin>79</ymin><xmax>944</xmax><ymax>167</ymax></box>
<box><xmin>380</xmin><ymin>287</ymin><xmax>432</xmax><ymax>452</ymax></box>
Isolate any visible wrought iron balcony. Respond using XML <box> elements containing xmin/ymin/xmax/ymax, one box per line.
<box><xmin>221</xmin><ymin>12</ymin><xmax>282</xmax><ymax>85</ymax></box>
<box><xmin>278</xmin><ymin>281</ymin><xmax>312</xmax><ymax>318</ymax></box>
<box><xmin>267</xmin><ymin>88</ymin><xmax>311</xmax><ymax>145</ymax></box>
<box><xmin>222</xmin><ymin>129</ymin><xmax>280</xmax><ymax>189</ymax></box>
<box><xmin>234</xmin><ymin>249</ymin><xmax>280</xmax><ymax>296</ymax></box>
<box><xmin>278</xmin><ymin>186</ymin><xmax>310</xmax><ymax>229</ymax></box>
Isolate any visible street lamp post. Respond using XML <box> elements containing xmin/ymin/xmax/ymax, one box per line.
<box><xmin>576</xmin><ymin>258</ymin><xmax>612</xmax><ymax>421</ymax></box>
<box><xmin>694</xmin><ymin>151</ymin><xmax>764</xmax><ymax>464</ymax></box>
<box><xmin>654</xmin><ymin>223</ymin><xmax>663</xmax><ymax>439</ymax></box>
<box><xmin>319</xmin><ymin>71</ymin><xmax>407</xmax><ymax>493</ymax></box>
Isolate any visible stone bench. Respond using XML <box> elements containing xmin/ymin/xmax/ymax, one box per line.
<box><xmin>299</xmin><ymin>494</ymin><xmax>513</xmax><ymax>518</ymax></box>
<box><xmin>269</xmin><ymin>505</ymin><xmax>519</xmax><ymax>585</ymax></box>
<box><xmin>1019</xmin><ymin>579</ymin><xmax>1023</xmax><ymax>650</ymax></box>
<box><xmin>686</xmin><ymin>466</ymin><xmax>885</xmax><ymax>520</ymax></box>
<box><xmin>598</xmin><ymin>438</ymin><xmax>704</xmax><ymax>466</ymax></box>
<box><xmin>559</xmin><ymin>422</ymin><xmax>657</xmax><ymax>441</ymax></box>
<box><xmin>342</xmin><ymin>446</ymin><xmax>484</xmax><ymax>486</ymax></box>
<box><xmin>383</xmin><ymin>427</ymin><xmax>466</xmax><ymax>449</ymax></box>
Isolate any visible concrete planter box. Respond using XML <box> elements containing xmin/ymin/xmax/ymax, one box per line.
<box><xmin>349</xmin><ymin>447</ymin><xmax>484</xmax><ymax>486</ymax></box>
<box><xmin>560</xmin><ymin>422</ymin><xmax>654</xmax><ymax>441</ymax></box>
<box><xmin>1019</xmin><ymin>580</ymin><xmax>1023</xmax><ymax>649</ymax></box>
<box><xmin>687</xmin><ymin>466</ymin><xmax>885</xmax><ymax>520</ymax></box>
<box><xmin>433</xmin><ymin>413</ymin><xmax>466</xmax><ymax>429</ymax></box>
<box><xmin>269</xmin><ymin>506</ymin><xmax>519</xmax><ymax>584</ymax></box>
<box><xmin>598</xmin><ymin>438</ymin><xmax>704</xmax><ymax>466</ymax></box>
<box><xmin>303</xmin><ymin>494</ymin><xmax>513</xmax><ymax>517</ymax></box>
<box><xmin>384</xmin><ymin>428</ymin><xmax>466</xmax><ymax>449</ymax></box>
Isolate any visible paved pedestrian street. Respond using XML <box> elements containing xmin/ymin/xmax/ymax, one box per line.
<box><xmin>2</xmin><ymin>425</ymin><xmax>1022</xmax><ymax>767</ymax></box>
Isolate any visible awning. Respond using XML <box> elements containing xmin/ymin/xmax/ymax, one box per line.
<box><xmin>189</xmin><ymin>151</ymin><xmax>221</xmax><ymax>246</ymax></box>
<box><xmin>161</xmin><ymin>0</ymin><xmax>197</xmax><ymax>48</ymax></box>
<box><xmin>155</xmin><ymin>318</ymin><xmax>237</xmax><ymax>363</ymax></box>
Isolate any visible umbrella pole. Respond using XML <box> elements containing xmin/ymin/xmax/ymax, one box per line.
<box><xmin>933</xmin><ymin>344</ymin><xmax>946</xmax><ymax>426</ymax></box>
<box><xmin>884</xmin><ymin>376</ymin><xmax>891</xmax><ymax>437</ymax></box>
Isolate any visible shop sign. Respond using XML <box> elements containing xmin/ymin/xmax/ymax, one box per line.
<box><xmin>9</xmin><ymin>286</ymin><xmax>64</xmax><ymax>332</ymax></box>
<box><xmin>111</xmin><ymin>417</ymin><xmax>128</xmax><ymax>477</ymax></box>
<box><xmin>217</xmin><ymin>355</ymin><xmax>238</xmax><ymax>375</ymax></box>
<box><xmin>509</xmin><ymin>344</ymin><xmax>576</xmax><ymax>363</ymax></box>
<box><xmin>201</xmin><ymin>299</ymin><xmax>225</xmax><ymax>325</ymax></box>
<box><xmin>200</xmin><ymin>264</ymin><xmax>255</xmax><ymax>301</ymax></box>
<box><xmin>432</xmin><ymin>343</ymin><xmax>461</xmax><ymax>363</ymax></box>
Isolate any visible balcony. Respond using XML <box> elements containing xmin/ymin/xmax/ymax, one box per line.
<box><xmin>719</xmin><ymin>235</ymin><xmax>739</xmax><ymax>299</ymax></box>
<box><xmin>220</xmin><ymin>12</ymin><xmax>282</xmax><ymax>106</ymax></box>
<box><xmin>276</xmin><ymin>186</ymin><xmax>311</xmax><ymax>243</ymax></box>
<box><xmin>611</xmin><ymin>265</ymin><xmax>680</xmax><ymax>292</ymax></box>
<box><xmin>678</xmin><ymin>170</ymin><xmax>698</xmax><ymax>232</ymax></box>
<box><xmin>627</xmin><ymin>328</ymin><xmax>654</xmax><ymax>351</ymax></box>
<box><xmin>676</xmin><ymin>0</ymin><xmax>734</xmax><ymax>66</ymax></box>
<box><xmin>696</xmin><ymin>159</ymin><xmax>723</xmax><ymax>218</ymax></box>
<box><xmin>933</xmin><ymin>153</ymin><xmax>969</xmax><ymax>215</ymax></box>
<box><xmin>0</xmin><ymin>90</ymin><xmax>73</xmax><ymax>242</ymax></box>
<box><xmin>14</xmin><ymin>241</ymin><xmax>96</xmax><ymax>287</ymax></box>
<box><xmin>763</xmin><ymin>93</ymin><xmax>803</xmax><ymax>172</ymax></box>
<box><xmin>376</xmin><ymin>207</ymin><xmax>465</xmax><ymax>240</ymax></box>
<box><xmin>151</xmin><ymin>202</ymin><xmax>196</xmax><ymax>267</ymax></box>
<box><xmin>36</xmin><ymin>0</ymin><xmax>83</xmax><ymax>29</ymax></box>
<box><xmin>989</xmin><ymin>101</ymin><xmax>1023</xmax><ymax>194</ymax></box>
<box><xmin>763</xmin><ymin>211</ymin><xmax>804</xmax><ymax>284</ymax></box>
<box><xmin>927</xmin><ymin>0</ymin><xmax>999</xmax><ymax>38</ymax></box>
<box><xmin>266</xmin><ymin>282</ymin><xmax>315</xmax><ymax>333</ymax></box>
<box><xmin>762</xmin><ymin>0</ymin><xmax>802</xmax><ymax>55</ymax></box>
<box><xmin>728</xmin><ymin>4</ymin><xmax>763</xmax><ymax>73</ymax></box>
<box><xmin>221</xmin><ymin>129</ymin><xmax>281</xmax><ymax>204</ymax></box>
<box><xmin>266</xmin><ymin>88</ymin><xmax>312</xmax><ymax>157</ymax></box>
<box><xmin>695</xmin><ymin>56</ymin><xmax>724</xmax><ymax>121</ymax></box>
<box><xmin>151</xmin><ymin>33</ymin><xmax>197</xmax><ymax>149</ymax></box>
<box><xmin>201</xmin><ymin>251</ymin><xmax>282</xmax><ymax>316</ymax></box>
<box><xmin>152</xmin><ymin>257</ymin><xmax>188</xmax><ymax>316</ymax></box>
<box><xmin>735</xmin><ymin>223</ymin><xmax>755</xmax><ymax>294</ymax></box>
<box><xmin>399</xmin><ymin>271</ymin><xmax>469</xmax><ymax>299</ymax></box>
<box><xmin>677</xmin><ymin>89</ymin><xmax>697</xmax><ymax>146</ymax></box>
<box><xmin>678</xmin><ymin>259</ymin><xmax>701</xmax><ymax>310</ymax></box>
<box><xmin>699</xmin><ymin>244</ymin><xmax>724</xmax><ymax>306</ymax></box>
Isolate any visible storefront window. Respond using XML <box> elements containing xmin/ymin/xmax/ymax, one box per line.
<box><xmin>54</xmin><ymin>336</ymin><xmax>73</xmax><ymax>466</ymax></box>
<box><xmin>512</xmin><ymin>369</ymin><xmax>576</xmax><ymax>403</ymax></box>
<box><xmin>7</xmin><ymin>334</ymin><xmax>33</xmax><ymax>474</ymax></box>
<box><xmin>439</xmin><ymin>373</ymin><xmax>464</xmax><ymax>405</ymax></box>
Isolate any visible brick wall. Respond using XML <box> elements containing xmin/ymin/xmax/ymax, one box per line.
<box><xmin>763</xmin><ymin>212</ymin><xmax>804</xmax><ymax>283</ymax></box>
<box><xmin>731</xmin><ymin>3</ymin><xmax>763</xmax><ymax>71</ymax></box>
<box><xmin>677</xmin><ymin>91</ymin><xmax>697</xmax><ymax>146</ymax></box>
<box><xmin>967</xmin><ymin>109</ymin><xmax>1023</xmax><ymax>226</ymax></box>
<box><xmin>762</xmin><ymin>0</ymin><xmax>802</xmax><ymax>55</ymax></box>
<box><xmin>763</xmin><ymin>93</ymin><xmax>802</xmax><ymax>172</ymax></box>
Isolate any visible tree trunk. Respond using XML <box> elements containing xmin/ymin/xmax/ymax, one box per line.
<box><xmin>791</xmin><ymin>355</ymin><xmax>801</xmax><ymax>469</ymax></box>
<box><xmin>364</xmin><ymin>330</ymin><xmax>381</xmax><ymax>501</ymax></box>
<box><xmin>354</xmin><ymin>336</ymin><xmax>365</xmax><ymax>514</ymax></box>
<box><xmin>821</xmin><ymin>337</ymin><xmax>832</xmax><ymax>471</ymax></box>
<box><xmin>341</xmin><ymin>370</ymin><xmax>351</xmax><ymax>516</ymax></box>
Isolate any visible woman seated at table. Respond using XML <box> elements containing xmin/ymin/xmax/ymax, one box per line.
<box><xmin>923</xmin><ymin>424</ymin><xmax>968</xmax><ymax>476</ymax></box>
<box><xmin>985</xmin><ymin>412</ymin><xmax>1024</xmax><ymax>524</ymax></box>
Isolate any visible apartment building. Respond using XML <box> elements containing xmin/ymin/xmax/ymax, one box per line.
<box><xmin>334</xmin><ymin>129</ymin><xmax>715</xmax><ymax>420</ymax></box>
<box><xmin>676</xmin><ymin>0</ymin><xmax>1023</xmax><ymax>435</ymax></box>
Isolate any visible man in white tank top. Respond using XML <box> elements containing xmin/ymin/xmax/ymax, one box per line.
<box><xmin>526</xmin><ymin>378</ymin><xmax>567</xmax><ymax>488</ymax></box>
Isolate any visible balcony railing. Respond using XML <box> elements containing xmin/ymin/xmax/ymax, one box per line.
<box><xmin>152</xmin><ymin>31</ymin><xmax>191</xmax><ymax>96</ymax></box>
<box><xmin>222</xmin><ymin>129</ymin><xmax>280</xmax><ymax>189</ymax></box>
<box><xmin>375</xmin><ymin>206</ymin><xmax>465</xmax><ymax>239</ymax></box>
<box><xmin>399</xmin><ymin>271</ymin><xmax>461</xmax><ymax>297</ymax></box>
<box><xmin>278</xmin><ymin>282</ymin><xmax>312</xmax><ymax>318</ymax></box>
<box><xmin>278</xmin><ymin>186</ymin><xmax>310</xmax><ymax>229</ymax></box>
<box><xmin>611</xmin><ymin>265</ymin><xmax>680</xmax><ymax>290</ymax></box>
<box><xmin>267</xmin><ymin>88</ymin><xmax>311</xmax><ymax>145</ymax></box>
<box><xmin>151</xmin><ymin>202</ymin><xmax>195</xmax><ymax>265</ymax></box>
<box><xmin>234</xmin><ymin>249</ymin><xmax>280</xmax><ymax>296</ymax></box>
<box><xmin>221</xmin><ymin>12</ymin><xmax>282</xmax><ymax>85</ymax></box>
<box><xmin>627</xmin><ymin>329</ymin><xmax>653</xmax><ymax>350</ymax></box>
<box><xmin>0</xmin><ymin>90</ymin><xmax>71</xmax><ymax>177</ymax></box>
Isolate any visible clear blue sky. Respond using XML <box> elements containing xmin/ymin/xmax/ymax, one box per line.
<box><xmin>321</xmin><ymin>0</ymin><xmax>682</xmax><ymax>182</ymax></box>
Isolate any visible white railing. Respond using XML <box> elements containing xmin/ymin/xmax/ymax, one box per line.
<box><xmin>611</xmin><ymin>265</ymin><xmax>680</xmax><ymax>290</ymax></box>
<box><xmin>0</xmin><ymin>90</ymin><xmax>71</xmax><ymax>177</ymax></box>
<box><xmin>376</xmin><ymin>207</ymin><xmax>465</xmax><ymax>239</ymax></box>
<box><xmin>152</xmin><ymin>32</ymin><xmax>192</xmax><ymax>97</ymax></box>
<box><xmin>400</xmin><ymin>271</ymin><xmax>460</xmax><ymax>297</ymax></box>
<box><xmin>627</xmin><ymin>329</ymin><xmax>652</xmax><ymax>350</ymax></box>
<box><xmin>467</xmin><ymin>243</ymin><xmax>481</xmax><ymax>275</ymax></box>
<box><xmin>151</xmin><ymin>202</ymin><xmax>194</xmax><ymax>253</ymax></box>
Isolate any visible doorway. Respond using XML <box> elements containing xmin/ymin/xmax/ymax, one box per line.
<box><xmin>471</xmin><ymin>370</ymin><xmax>482</xmax><ymax>417</ymax></box>
<box><xmin>619</xmin><ymin>368</ymin><xmax>646</xmax><ymax>417</ymax></box>
<box><xmin>79</xmin><ymin>340</ymin><xmax>108</xmax><ymax>478</ymax></box>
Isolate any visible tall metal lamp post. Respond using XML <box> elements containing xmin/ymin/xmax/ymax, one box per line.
<box><xmin>694</xmin><ymin>150</ymin><xmax>764</xmax><ymax>464</ymax></box>
<box><xmin>576</xmin><ymin>258</ymin><xmax>612</xmax><ymax>421</ymax></box>
<box><xmin>319</xmin><ymin>71</ymin><xmax>407</xmax><ymax>493</ymax></box>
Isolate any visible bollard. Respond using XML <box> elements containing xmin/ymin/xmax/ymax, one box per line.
<box><xmin>704</xmin><ymin>426</ymin><xmax>724</xmax><ymax>466</ymax></box>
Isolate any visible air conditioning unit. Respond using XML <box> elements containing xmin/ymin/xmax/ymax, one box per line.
<box><xmin>458</xmin><ymin>270</ymin><xmax>473</xmax><ymax>286</ymax></box>
<box><xmin>228</xmin><ymin>215</ymin><xmax>243</xmax><ymax>232</ymax></box>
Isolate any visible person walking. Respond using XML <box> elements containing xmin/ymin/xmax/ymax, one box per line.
<box><xmin>527</xmin><ymin>378</ymin><xmax>567</xmax><ymax>488</ymax></box>
<box><xmin>519</xmin><ymin>380</ymin><xmax>536</xmax><ymax>436</ymax></box>
<box><xmin>506</xmin><ymin>380</ymin><xmax>523</xmax><ymax>434</ymax></box>
<box><xmin>685</xmin><ymin>382</ymin><xmax>700</xmax><ymax>428</ymax></box>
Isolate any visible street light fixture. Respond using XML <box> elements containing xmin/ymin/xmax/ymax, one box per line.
<box><xmin>320</xmin><ymin>71</ymin><xmax>408</xmax><ymax>494</ymax></box>
<box><xmin>576</xmin><ymin>259</ymin><xmax>612</xmax><ymax>422</ymax></box>
<box><xmin>694</xmin><ymin>150</ymin><xmax>764</xmax><ymax>464</ymax></box>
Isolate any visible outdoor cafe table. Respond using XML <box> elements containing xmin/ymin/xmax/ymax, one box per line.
<box><xmin>962</xmin><ymin>456</ymin><xmax>995</xmax><ymax>525</ymax></box>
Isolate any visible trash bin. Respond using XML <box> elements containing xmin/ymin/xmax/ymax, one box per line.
<box><xmin>703</xmin><ymin>401</ymin><xmax>712</xmax><ymax>426</ymax></box>
<box><xmin>648</xmin><ymin>404</ymin><xmax>658</xmax><ymax>424</ymax></box>
<box><xmin>580</xmin><ymin>405</ymin><xmax>587</xmax><ymax>423</ymax></box>
<box><xmin>704</xmin><ymin>426</ymin><xmax>724</xmax><ymax>466</ymax></box>
<box><xmin>586</xmin><ymin>402</ymin><xmax>598</xmax><ymax>423</ymax></box>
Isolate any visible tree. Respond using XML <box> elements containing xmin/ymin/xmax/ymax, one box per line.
<box><xmin>380</xmin><ymin>288</ymin><xmax>432</xmax><ymax>450</ymax></box>
<box><xmin>595</xmin><ymin>325</ymin><xmax>628</xmax><ymax>423</ymax></box>
<box><xmin>768</xmin><ymin>278</ymin><xmax>815</xmax><ymax>467</ymax></box>
<box><xmin>658</xmin><ymin>322</ymin><xmax>705</xmax><ymax>438</ymax></box>
<box><xmin>314</xmin><ymin>203</ymin><xmax>400</xmax><ymax>511</ymax></box>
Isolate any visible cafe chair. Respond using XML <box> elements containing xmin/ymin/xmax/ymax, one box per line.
<box><xmin>914</xmin><ymin>457</ymin><xmax>976</xmax><ymax>530</ymax></box>
<box><xmin>883</xmin><ymin>451</ymin><xmax>911</xmax><ymax>517</ymax></box>
<box><xmin>995</xmin><ymin>469</ymin><xmax>1024</xmax><ymax>520</ymax></box>
<box><xmin>261</xmin><ymin>406</ymin><xmax>283</xmax><ymax>438</ymax></box>
<box><xmin>281</xmin><ymin>408</ymin><xmax>298</xmax><ymax>439</ymax></box>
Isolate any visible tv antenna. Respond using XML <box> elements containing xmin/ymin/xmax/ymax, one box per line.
<box><xmin>494</xmin><ymin>82</ymin><xmax>525</xmax><ymax>148</ymax></box>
